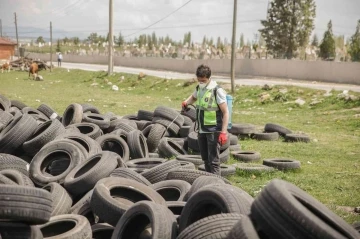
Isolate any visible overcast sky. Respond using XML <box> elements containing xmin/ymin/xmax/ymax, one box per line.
<box><xmin>0</xmin><ymin>0</ymin><xmax>359</xmax><ymax>42</ymax></box>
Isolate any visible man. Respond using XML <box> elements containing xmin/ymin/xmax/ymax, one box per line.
<box><xmin>182</xmin><ymin>64</ymin><xmax>229</xmax><ymax>175</ymax></box>
<box><xmin>57</xmin><ymin>53</ymin><xmax>63</xmax><ymax>67</ymax></box>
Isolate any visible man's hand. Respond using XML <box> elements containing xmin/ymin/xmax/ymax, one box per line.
<box><xmin>218</xmin><ymin>132</ymin><xmax>228</xmax><ymax>145</ymax></box>
<box><xmin>181</xmin><ymin>101</ymin><xmax>188</xmax><ymax>109</ymax></box>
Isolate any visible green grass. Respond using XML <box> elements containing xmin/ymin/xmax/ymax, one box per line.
<box><xmin>1</xmin><ymin>68</ymin><xmax>360</xmax><ymax>223</ymax></box>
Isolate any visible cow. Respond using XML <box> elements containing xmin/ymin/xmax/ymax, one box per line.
<box><xmin>29</xmin><ymin>63</ymin><xmax>39</xmax><ymax>80</ymax></box>
<box><xmin>1</xmin><ymin>62</ymin><xmax>11</xmax><ymax>73</ymax></box>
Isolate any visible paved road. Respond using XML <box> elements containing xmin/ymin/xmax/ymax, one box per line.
<box><xmin>58</xmin><ymin>62</ymin><xmax>360</xmax><ymax>92</ymax></box>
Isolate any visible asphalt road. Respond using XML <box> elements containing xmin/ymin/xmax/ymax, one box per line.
<box><xmin>58</xmin><ymin>62</ymin><xmax>360</xmax><ymax>92</ymax></box>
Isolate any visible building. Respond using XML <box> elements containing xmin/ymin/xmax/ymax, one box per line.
<box><xmin>0</xmin><ymin>37</ymin><xmax>17</xmax><ymax>60</ymax></box>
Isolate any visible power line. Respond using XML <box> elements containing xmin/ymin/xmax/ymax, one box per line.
<box><xmin>124</xmin><ymin>0</ymin><xmax>194</xmax><ymax>38</ymax></box>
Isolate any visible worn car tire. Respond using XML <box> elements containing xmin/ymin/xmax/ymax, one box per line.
<box><xmin>198</xmin><ymin>164</ymin><xmax>236</xmax><ymax>177</ymax></box>
<box><xmin>62</xmin><ymin>103</ymin><xmax>83</xmax><ymax>126</ymax></box>
<box><xmin>231</xmin><ymin>151</ymin><xmax>261</xmax><ymax>162</ymax></box>
<box><xmin>127</xmin><ymin>130</ymin><xmax>149</xmax><ymax>159</ymax></box>
<box><xmin>96</xmin><ymin>134</ymin><xmax>130</xmax><ymax>162</ymax></box>
<box><xmin>264</xmin><ymin>123</ymin><xmax>292</xmax><ymax>137</ymax></box>
<box><xmin>146</xmin><ymin>123</ymin><xmax>167</xmax><ymax>152</ymax></box>
<box><xmin>151</xmin><ymin>180</ymin><xmax>191</xmax><ymax>202</ymax></box>
<box><xmin>126</xmin><ymin>158</ymin><xmax>167</xmax><ymax>170</ymax></box>
<box><xmin>141</xmin><ymin>160</ymin><xmax>181</xmax><ymax>184</ymax></box>
<box><xmin>226</xmin><ymin>215</ymin><xmax>260</xmax><ymax>239</ymax></box>
<box><xmin>158</xmin><ymin>138</ymin><xmax>187</xmax><ymax>159</ymax></box>
<box><xmin>176</xmin><ymin>155</ymin><xmax>203</xmax><ymax>166</ymax></box>
<box><xmin>82</xmin><ymin>113</ymin><xmax>110</xmax><ymax>131</ymax></box>
<box><xmin>285</xmin><ymin>133</ymin><xmax>311</xmax><ymax>143</ymax></box>
<box><xmin>69</xmin><ymin>123</ymin><xmax>102</xmax><ymax>140</ymax></box>
<box><xmin>110</xmin><ymin>167</ymin><xmax>151</xmax><ymax>186</ymax></box>
<box><xmin>184</xmin><ymin>176</ymin><xmax>226</xmax><ymax>202</ymax></box>
<box><xmin>263</xmin><ymin>158</ymin><xmax>301</xmax><ymax>170</ymax></box>
<box><xmin>43</xmin><ymin>182</ymin><xmax>72</xmax><ymax>216</ymax></box>
<box><xmin>252</xmin><ymin>132</ymin><xmax>279</xmax><ymax>141</ymax></box>
<box><xmin>166</xmin><ymin>169</ymin><xmax>231</xmax><ymax>185</ymax></box>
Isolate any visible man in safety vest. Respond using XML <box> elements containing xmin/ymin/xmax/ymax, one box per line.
<box><xmin>182</xmin><ymin>64</ymin><xmax>229</xmax><ymax>175</ymax></box>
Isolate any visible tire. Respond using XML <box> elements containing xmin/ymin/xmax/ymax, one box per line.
<box><xmin>151</xmin><ymin>180</ymin><xmax>191</xmax><ymax>201</ymax></box>
<box><xmin>69</xmin><ymin>190</ymin><xmax>97</xmax><ymax>225</ymax></box>
<box><xmin>146</xmin><ymin>123</ymin><xmax>166</xmax><ymax>153</ymax></box>
<box><xmin>187</xmin><ymin>132</ymin><xmax>199</xmax><ymax>152</ymax></box>
<box><xmin>55</xmin><ymin>132</ymin><xmax>102</xmax><ymax>157</ymax></box>
<box><xmin>0</xmin><ymin>113</ymin><xmax>37</xmax><ymax>154</ymax></box>
<box><xmin>39</xmin><ymin>214</ymin><xmax>92</xmax><ymax>239</ymax></box>
<box><xmin>127</xmin><ymin>130</ymin><xmax>149</xmax><ymax>159</ymax></box>
<box><xmin>184</xmin><ymin>176</ymin><xmax>226</xmax><ymax>202</ymax></box>
<box><xmin>141</xmin><ymin>160</ymin><xmax>181</xmax><ymax>184</ymax></box>
<box><xmin>148</xmin><ymin>152</ymin><xmax>159</xmax><ymax>158</ymax></box>
<box><xmin>96</xmin><ymin>134</ymin><xmax>130</xmax><ymax>162</ymax></box>
<box><xmin>178</xmin><ymin>161</ymin><xmax>196</xmax><ymax>170</ymax></box>
<box><xmin>0</xmin><ymin>95</ymin><xmax>10</xmax><ymax>111</ymax></box>
<box><xmin>43</xmin><ymin>182</ymin><xmax>72</xmax><ymax>216</ymax></box>
<box><xmin>113</xmin><ymin>121</ymin><xmax>137</xmax><ymax>133</ymax></box>
<box><xmin>109</xmin><ymin>128</ymin><xmax>128</xmax><ymax>142</ymax></box>
<box><xmin>141</xmin><ymin>124</ymin><xmax>152</xmax><ymax>137</ymax></box>
<box><xmin>233</xmin><ymin>163</ymin><xmax>276</xmax><ymax>173</ymax></box>
<box><xmin>0</xmin><ymin>154</ymin><xmax>30</xmax><ymax>176</ymax></box>
<box><xmin>21</xmin><ymin>107</ymin><xmax>49</xmax><ymax>119</ymax></box>
<box><xmin>10</xmin><ymin>100</ymin><xmax>27</xmax><ymax>110</ymax></box>
<box><xmin>0</xmin><ymin>222</ymin><xmax>43</xmax><ymax>239</ymax></box>
<box><xmin>0</xmin><ymin>111</ymin><xmax>13</xmax><ymax>129</ymax></box>
<box><xmin>126</xmin><ymin>158</ymin><xmax>167</xmax><ymax>169</ymax></box>
<box><xmin>62</xmin><ymin>103</ymin><xmax>83</xmax><ymax>126</ymax></box>
<box><xmin>153</xmin><ymin>106</ymin><xmax>184</xmax><ymax>127</ymax></box>
<box><xmin>121</xmin><ymin>114</ymin><xmax>138</xmax><ymax>121</ymax></box>
<box><xmin>229</xmin><ymin>144</ymin><xmax>241</xmax><ymax>151</ymax></box>
<box><xmin>263</xmin><ymin>158</ymin><xmax>301</xmax><ymax>170</ymax></box>
<box><xmin>167</xmin><ymin>201</ymin><xmax>186</xmax><ymax>217</ymax></box>
<box><xmin>90</xmin><ymin>177</ymin><xmax>166</xmax><ymax>226</ymax></box>
<box><xmin>37</xmin><ymin>104</ymin><xmax>59</xmax><ymax>120</ymax></box>
<box><xmin>48</xmin><ymin>158</ymin><xmax>71</xmax><ymax>176</ymax></box>
<box><xmin>179</xmin><ymin>186</ymin><xmax>252</xmax><ymax>232</ymax></box>
<box><xmin>110</xmin><ymin>168</ymin><xmax>151</xmax><ymax>186</ymax></box>
<box><xmin>137</xmin><ymin>109</ymin><xmax>154</xmax><ymax>121</ymax></box>
<box><xmin>252</xmin><ymin>132</ymin><xmax>279</xmax><ymax>141</ymax></box>
<box><xmin>226</xmin><ymin>216</ymin><xmax>260</xmax><ymax>239</ymax></box>
<box><xmin>251</xmin><ymin>179</ymin><xmax>360</xmax><ymax>239</ymax></box>
<box><xmin>229</xmin><ymin>133</ymin><xmax>238</xmax><ymax>145</ymax></box>
<box><xmin>228</xmin><ymin>123</ymin><xmax>256</xmax><ymax>135</ymax></box>
<box><xmin>182</xmin><ymin>115</ymin><xmax>193</xmax><ymax>126</ymax></box>
<box><xmin>178</xmin><ymin>213</ymin><xmax>244</xmax><ymax>239</ymax></box>
<box><xmin>29</xmin><ymin>140</ymin><xmax>86</xmax><ymax>186</ymax></box>
<box><xmin>264</xmin><ymin>123</ymin><xmax>292</xmax><ymax>137</ymax></box>
<box><xmin>82</xmin><ymin>113</ymin><xmax>110</xmax><ymax>131</ymax></box>
<box><xmin>179</xmin><ymin>126</ymin><xmax>191</xmax><ymax>137</ymax></box>
<box><xmin>0</xmin><ymin>173</ymin><xmax>18</xmax><ymax>185</ymax></box>
<box><xmin>134</xmin><ymin>120</ymin><xmax>151</xmax><ymax>131</ymax></box>
<box><xmin>0</xmin><ymin>185</ymin><xmax>52</xmax><ymax>224</ymax></box>
<box><xmin>231</xmin><ymin>151</ymin><xmax>261</xmax><ymax>162</ymax></box>
<box><xmin>158</xmin><ymin>138</ymin><xmax>187</xmax><ymax>159</ymax></box>
<box><xmin>64</xmin><ymin>152</ymin><xmax>119</xmax><ymax>198</ymax></box>
<box><xmin>285</xmin><ymin>133</ymin><xmax>311</xmax><ymax>143</ymax></box>
<box><xmin>166</xmin><ymin>169</ymin><xmax>231</xmax><ymax>185</ymax></box>
<box><xmin>198</xmin><ymin>164</ymin><xmax>236</xmax><ymax>177</ymax></box>
<box><xmin>23</xmin><ymin>119</ymin><xmax>65</xmax><ymax>156</ymax></box>
<box><xmin>111</xmin><ymin>201</ymin><xmax>177</xmax><ymax>239</ymax></box>
<box><xmin>81</xmin><ymin>103</ymin><xmax>100</xmax><ymax>114</ymax></box>
<box><xmin>152</xmin><ymin>117</ymin><xmax>180</xmax><ymax>136</ymax></box>
<box><xmin>0</xmin><ymin>169</ymin><xmax>34</xmax><ymax>187</ymax></box>
<box><xmin>91</xmin><ymin>223</ymin><xmax>114</xmax><ymax>239</ymax></box>
<box><xmin>353</xmin><ymin>222</ymin><xmax>360</xmax><ymax>233</ymax></box>
<box><xmin>70</xmin><ymin>123</ymin><xmax>102</xmax><ymax>140</ymax></box>
<box><xmin>181</xmin><ymin>106</ymin><xmax>196</xmax><ymax>121</ymax></box>
<box><xmin>176</xmin><ymin>155</ymin><xmax>203</xmax><ymax>166</ymax></box>
<box><xmin>220</xmin><ymin>148</ymin><xmax>230</xmax><ymax>163</ymax></box>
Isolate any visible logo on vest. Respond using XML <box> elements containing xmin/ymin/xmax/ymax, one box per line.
<box><xmin>204</xmin><ymin>98</ymin><xmax>209</xmax><ymax>102</ymax></box>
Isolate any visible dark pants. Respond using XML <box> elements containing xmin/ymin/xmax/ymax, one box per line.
<box><xmin>198</xmin><ymin>132</ymin><xmax>221</xmax><ymax>175</ymax></box>
<box><xmin>58</xmin><ymin>59</ymin><xmax>61</xmax><ymax>67</ymax></box>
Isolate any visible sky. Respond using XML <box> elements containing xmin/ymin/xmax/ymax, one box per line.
<box><xmin>0</xmin><ymin>0</ymin><xmax>359</xmax><ymax>42</ymax></box>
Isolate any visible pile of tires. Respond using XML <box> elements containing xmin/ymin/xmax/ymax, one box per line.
<box><xmin>0</xmin><ymin>94</ymin><xmax>358</xmax><ymax>239</ymax></box>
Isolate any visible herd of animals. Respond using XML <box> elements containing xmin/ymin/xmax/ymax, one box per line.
<box><xmin>1</xmin><ymin>60</ymin><xmax>43</xmax><ymax>80</ymax></box>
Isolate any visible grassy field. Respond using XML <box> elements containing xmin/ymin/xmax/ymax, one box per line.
<box><xmin>1</xmin><ymin>68</ymin><xmax>359</xmax><ymax>223</ymax></box>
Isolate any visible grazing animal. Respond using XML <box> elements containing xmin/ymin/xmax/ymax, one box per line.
<box><xmin>1</xmin><ymin>62</ymin><xmax>11</xmax><ymax>73</ymax></box>
<box><xmin>29</xmin><ymin>63</ymin><xmax>39</xmax><ymax>79</ymax></box>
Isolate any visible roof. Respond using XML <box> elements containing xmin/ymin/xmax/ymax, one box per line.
<box><xmin>0</xmin><ymin>38</ymin><xmax>17</xmax><ymax>45</ymax></box>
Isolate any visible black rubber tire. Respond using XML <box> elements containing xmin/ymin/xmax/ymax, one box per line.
<box><xmin>181</xmin><ymin>106</ymin><xmax>196</xmax><ymax>121</ymax></box>
<box><xmin>252</xmin><ymin>132</ymin><xmax>279</xmax><ymax>141</ymax></box>
<box><xmin>179</xmin><ymin>186</ymin><xmax>252</xmax><ymax>232</ymax></box>
<box><xmin>152</xmin><ymin>117</ymin><xmax>181</xmax><ymax>136</ymax></box>
<box><xmin>187</xmin><ymin>132</ymin><xmax>200</xmax><ymax>152</ymax></box>
<box><xmin>184</xmin><ymin>176</ymin><xmax>226</xmax><ymax>202</ymax></box>
<box><xmin>176</xmin><ymin>155</ymin><xmax>203</xmax><ymax>166</ymax></box>
<box><xmin>0</xmin><ymin>169</ymin><xmax>34</xmax><ymax>187</ymax></box>
<box><xmin>285</xmin><ymin>133</ymin><xmax>311</xmax><ymax>143</ymax></box>
<box><xmin>111</xmin><ymin>201</ymin><xmax>177</xmax><ymax>239</ymax></box>
<box><xmin>0</xmin><ymin>184</ymin><xmax>52</xmax><ymax>224</ymax></box>
<box><xmin>121</xmin><ymin>114</ymin><xmax>138</xmax><ymax>121</ymax></box>
<box><xmin>166</xmin><ymin>201</ymin><xmax>186</xmax><ymax>218</ymax></box>
<box><xmin>69</xmin><ymin>190</ymin><xmax>96</xmax><ymax>225</ymax></box>
<box><xmin>69</xmin><ymin>122</ymin><xmax>103</xmax><ymax>140</ymax></box>
<box><xmin>125</xmin><ymin>158</ymin><xmax>167</xmax><ymax>169</ymax></box>
<box><xmin>96</xmin><ymin>134</ymin><xmax>130</xmax><ymax>162</ymax></box>
<box><xmin>55</xmin><ymin>132</ymin><xmax>102</xmax><ymax>157</ymax></box>
<box><xmin>91</xmin><ymin>223</ymin><xmax>114</xmax><ymax>239</ymax></box>
<box><xmin>0</xmin><ymin>154</ymin><xmax>30</xmax><ymax>176</ymax></box>
<box><xmin>166</xmin><ymin>169</ymin><xmax>231</xmax><ymax>185</ymax></box>
<box><xmin>23</xmin><ymin>119</ymin><xmax>65</xmax><ymax>156</ymax></box>
<box><xmin>64</xmin><ymin>152</ymin><xmax>120</xmax><ymax>198</ymax></box>
<box><xmin>0</xmin><ymin>222</ymin><xmax>43</xmax><ymax>239</ymax></box>
<box><xmin>228</xmin><ymin>123</ymin><xmax>256</xmax><ymax>135</ymax></box>
<box><xmin>353</xmin><ymin>222</ymin><xmax>360</xmax><ymax>233</ymax></box>
<box><xmin>229</xmin><ymin>144</ymin><xmax>241</xmax><ymax>151</ymax></box>
<box><xmin>81</xmin><ymin>103</ymin><xmax>100</xmax><ymax>114</ymax></box>
<box><xmin>141</xmin><ymin>124</ymin><xmax>152</xmax><ymax>137</ymax></box>
<box><xmin>48</xmin><ymin>158</ymin><xmax>71</xmax><ymax>176</ymax></box>
<box><xmin>137</xmin><ymin>109</ymin><xmax>154</xmax><ymax>121</ymax></box>
<box><xmin>182</xmin><ymin>115</ymin><xmax>194</xmax><ymax>126</ymax></box>
<box><xmin>29</xmin><ymin>140</ymin><xmax>86</xmax><ymax>186</ymax></box>
<box><xmin>233</xmin><ymin>163</ymin><xmax>276</xmax><ymax>173</ymax></box>
<box><xmin>229</xmin><ymin>133</ymin><xmax>238</xmax><ymax>145</ymax></box>
<box><xmin>21</xmin><ymin>107</ymin><xmax>49</xmax><ymax>120</ymax></box>
<box><xmin>0</xmin><ymin>95</ymin><xmax>10</xmax><ymax>111</ymax></box>
<box><xmin>110</xmin><ymin>167</ymin><xmax>151</xmax><ymax>186</ymax></box>
<box><xmin>0</xmin><ymin>113</ymin><xmax>37</xmax><ymax>154</ymax></box>
<box><xmin>158</xmin><ymin>138</ymin><xmax>187</xmax><ymax>159</ymax></box>
<box><xmin>43</xmin><ymin>182</ymin><xmax>72</xmax><ymax>216</ymax></box>
<box><xmin>226</xmin><ymin>215</ymin><xmax>260</xmax><ymax>239</ymax></box>
<box><xmin>148</xmin><ymin>152</ymin><xmax>159</xmax><ymax>158</ymax></box>
<box><xmin>0</xmin><ymin>111</ymin><xmax>13</xmax><ymax>129</ymax></box>
<box><xmin>134</xmin><ymin>120</ymin><xmax>151</xmax><ymax>131</ymax></box>
<box><xmin>263</xmin><ymin>158</ymin><xmax>301</xmax><ymax>170</ymax></box>
<box><xmin>251</xmin><ymin>179</ymin><xmax>360</xmax><ymax>239</ymax></box>
<box><xmin>153</xmin><ymin>106</ymin><xmax>184</xmax><ymax>127</ymax></box>
<box><xmin>39</xmin><ymin>214</ymin><xmax>92</xmax><ymax>239</ymax></box>
<box><xmin>151</xmin><ymin>180</ymin><xmax>191</xmax><ymax>201</ymax></box>
<box><xmin>113</xmin><ymin>121</ymin><xmax>137</xmax><ymax>133</ymax></box>
<box><xmin>10</xmin><ymin>100</ymin><xmax>27</xmax><ymax>110</ymax></box>
<box><xmin>127</xmin><ymin>130</ymin><xmax>149</xmax><ymax>159</ymax></box>
<box><xmin>0</xmin><ymin>173</ymin><xmax>18</xmax><ymax>185</ymax></box>
<box><xmin>146</xmin><ymin>123</ymin><xmax>166</xmax><ymax>153</ymax></box>
<box><xmin>220</xmin><ymin>148</ymin><xmax>230</xmax><ymax>163</ymax></box>
<box><xmin>231</xmin><ymin>151</ymin><xmax>261</xmax><ymax>162</ymax></box>
<box><xmin>62</xmin><ymin>103</ymin><xmax>83</xmax><ymax>126</ymax></box>
<box><xmin>90</xmin><ymin>177</ymin><xmax>166</xmax><ymax>226</ymax></box>
<box><xmin>141</xmin><ymin>160</ymin><xmax>181</xmax><ymax>184</ymax></box>
<box><xmin>264</xmin><ymin>123</ymin><xmax>292</xmax><ymax>137</ymax></box>
<box><xmin>178</xmin><ymin>213</ymin><xmax>244</xmax><ymax>239</ymax></box>
<box><xmin>198</xmin><ymin>164</ymin><xmax>236</xmax><ymax>177</ymax></box>
<box><xmin>37</xmin><ymin>104</ymin><xmax>59</xmax><ymax>120</ymax></box>
<box><xmin>109</xmin><ymin>128</ymin><xmax>128</xmax><ymax>142</ymax></box>
<box><xmin>82</xmin><ymin>113</ymin><xmax>110</xmax><ymax>131</ymax></box>
<box><xmin>179</xmin><ymin>125</ymin><xmax>191</xmax><ymax>137</ymax></box>
<box><xmin>178</xmin><ymin>160</ymin><xmax>196</xmax><ymax>170</ymax></box>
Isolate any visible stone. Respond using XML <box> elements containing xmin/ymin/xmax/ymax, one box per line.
<box><xmin>112</xmin><ymin>85</ymin><xmax>119</xmax><ymax>91</ymax></box>
<box><xmin>279</xmin><ymin>88</ymin><xmax>288</xmax><ymax>94</ymax></box>
<box><xmin>295</xmin><ymin>98</ymin><xmax>306</xmax><ymax>106</ymax></box>
<box><xmin>262</xmin><ymin>84</ymin><xmax>273</xmax><ymax>90</ymax></box>
<box><xmin>310</xmin><ymin>100</ymin><xmax>322</xmax><ymax>106</ymax></box>
<box><xmin>138</xmin><ymin>72</ymin><xmax>146</xmax><ymax>79</ymax></box>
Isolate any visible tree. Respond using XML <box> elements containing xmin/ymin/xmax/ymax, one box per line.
<box><xmin>72</xmin><ymin>37</ymin><xmax>80</xmax><ymax>45</ymax></box>
<box><xmin>258</xmin><ymin>34</ymin><xmax>265</xmax><ymax>46</ymax></box>
<box><xmin>259</xmin><ymin>0</ymin><xmax>316</xmax><ymax>59</ymax></box>
<box><xmin>349</xmin><ymin>19</ymin><xmax>360</xmax><ymax>62</ymax></box>
<box><xmin>117</xmin><ymin>32</ymin><xmax>124</xmax><ymax>47</ymax></box>
<box><xmin>239</xmin><ymin>33</ymin><xmax>245</xmax><ymax>48</ymax></box>
<box><xmin>319</xmin><ymin>20</ymin><xmax>336</xmax><ymax>60</ymax></box>
<box><xmin>311</xmin><ymin>34</ymin><xmax>319</xmax><ymax>47</ymax></box>
<box><xmin>151</xmin><ymin>32</ymin><xmax>157</xmax><ymax>47</ymax></box>
<box><xmin>208</xmin><ymin>37</ymin><xmax>214</xmax><ymax>46</ymax></box>
<box><xmin>183</xmin><ymin>32</ymin><xmax>191</xmax><ymax>46</ymax></box>
<box><xmin>36</xmin><ymin>36</ymin><xmax>45</xmax><ymax>44</ymax></box>
<box><xmin>216</xmin><ymin>37</ymin><xmax>223</xmax><ymax>49</ymax></box>
<box><xmin>56</xmin><ymin>39</ymin><xmax>61</xmax><ymax>52</ymax></box>
<box><xmin>87</xmin><ymin>33</ymin><xmax>99</xmax><ymax>44</ymax></box>
<box><xmin>202</xmin><ymin>36</ymin><xmax>207</xmax><ymax>47</ymax></box>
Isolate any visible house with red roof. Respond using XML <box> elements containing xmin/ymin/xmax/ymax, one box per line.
<box><xmin>0</xmin><ymin>37</ymin><xmax>17</xmax><ymax>60</ymax></box>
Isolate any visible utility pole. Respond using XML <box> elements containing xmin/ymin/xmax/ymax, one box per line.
<box><xmin>14</xmin><ymin>13</ymin><xmax>19</xmax><ymax>57</ymax></box>
<box><xmin>50</xmin><ymin>21</ymin><xmax>52</xmax><ymax>72</ymax></box>
<box><xmin>108</xmin><ymin>0</ymin><xmax>114</xmax><ymax>75</ymax></box>
<box><xmin>0</xmin><ymin>19</ymin><xmax>2</xmax><ymax>37</ymax></box>
<box><xmin>230</xmin><ymin>0</ymin><xmax>237</xmax><ymax>94</ymax></box>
